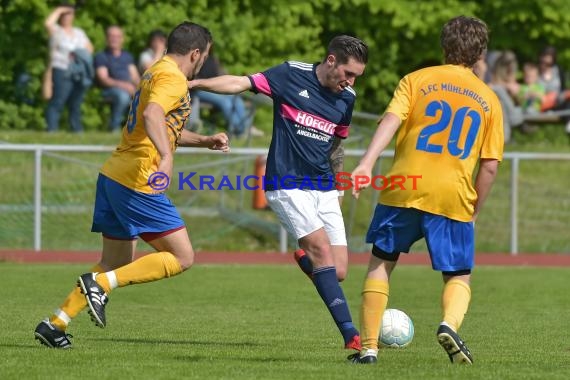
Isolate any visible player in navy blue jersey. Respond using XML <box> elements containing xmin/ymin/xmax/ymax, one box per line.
<box><xmin>190</xmin><ymin>35</ymin><xmax>368</xmax><ymax>352</ymax></box>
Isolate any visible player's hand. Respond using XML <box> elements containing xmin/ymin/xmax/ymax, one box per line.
<box><xmin>124</xmin><ymin>82</ymin><xmax>137</xmax><ymax>96</ymax></box>
<box><xmin>206</xmin><ymin>132</ymin><xmax>230</xmax><ymax>152</ymax></box>
<box><xmin>350</xmin><ymin>164</ymin><xmax>372</xmax><ymax>199</ymax></box>
<box><xmin>187</xmin><ymin>80</ymin><xmax>198</xmax><ymax>89</ymax></box>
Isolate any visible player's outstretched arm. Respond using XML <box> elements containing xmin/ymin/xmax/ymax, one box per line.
<box><xmin>351</xmin><ymin>112</ymin><xmax>400</xmax><ymax>199</ymax></box>
<box><xmin>472</xmin><ymin>158</ymin><xmax>499</xmax><ymax>222</ymax></box>
<box><xmin>188</xmin><ymin>75</ymin><xmax>251</xmax><ymax>95</ymax></box>
<box><xmin>178</xmin><ymin>129</ymin><xmax>230</xmax><ymax>152</ymax></box>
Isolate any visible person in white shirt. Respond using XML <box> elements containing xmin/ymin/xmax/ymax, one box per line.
<box><xmin>138</xmin><ymin>29</ymin><xmax>167</xmax><ymax>74</ymax></box>
<box><xmin>44</xmin><ymin>4</ymin><xmax>93</xmax><ymax>132</ymax></box>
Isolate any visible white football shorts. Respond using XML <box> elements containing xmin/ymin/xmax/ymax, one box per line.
<box><xmin>265</xmin><ymin>189</ymin><xmax>347</xmax><ymax>246</ymax></box>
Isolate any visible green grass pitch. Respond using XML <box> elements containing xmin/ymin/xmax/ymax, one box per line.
<box><xmin>1</xmin><ymin>263</ymin><xmax>569</xmax><ymax>379</ymax></box>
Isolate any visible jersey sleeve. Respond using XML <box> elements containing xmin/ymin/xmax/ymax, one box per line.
<box><xmin>125</xmin><ymin>52</ymin><xmax>135</xmax><ymax>65</ymax></box>
<box><xmin>148</xmin><ymin>71</ymin><xmax>187</xmax><ymax>114</ymax></box>
<box><xmin>93</xmin><ymin>52</ymin><xmax>106</xmax><ymax>69</ymax></box>
<box><xmin>385</xmin><ymin>75</ymin><xmax>413</xmax><ymax>122</ymax></box>
<box><xmin>248</xmin><ymin>62</ymin><xmax>289</xmax><ymax>98</ymax></box>
<box><xmin>480</xmin><ymin>94</ymin><xmax>505</xmax><ymax>161</ymax></box>
<box><xmin>335</xmin><ymin>97</ymin><xmax>355</xmax><ymax>139</ymax></box>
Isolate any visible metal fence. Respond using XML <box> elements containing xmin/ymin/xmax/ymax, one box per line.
<box><xmin>1</xmin><ymin>144</ymin><xmax>570</xmax><ymax>254</ymax></box>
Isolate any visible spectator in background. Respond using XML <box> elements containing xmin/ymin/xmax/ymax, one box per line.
<box><xmin>489</xmin><ymin>51</ymin><xmax>526</xmax><ymax>142</ymax></box>
<box><xmin>138</xmin><ymin>29</ymin><xmax>167</xmax><ymax>74</ymax></box>
<box><xmin>44</xmin><ymin>3</ymin><xmax>93</xmax><ymax>133</ymax></box>
<box><xmin>472</xmin><ymin>56</ymin><xmax>487</xmax><ymax>80</ymax></box>
<box><xmin>537</xmin><ymin>46</ymin><xmax>570</xmax><ymax>133</ymax></box>
<box><xmin>518</xmin><ymin>62</ymin><xmax>546</xmax><ymax>114</ymax></box>
<box><xmin>483</xmin><ymin>50</ymin><xmax>501</xmax><ymax>84</ymax></box>
<box><xmin>538</xmin><ymin>46</ymin><xmax>565</xmax><ymax>97</ymax></box>
<box><xmin>188</xmin><ymin>53</ymin><xmax>263</xmax><ymax>137</ymax></box>
<box><xmin>94</xmin><ymin>26</ymin><xmax>140</xmax><ymax>132</ymax></box>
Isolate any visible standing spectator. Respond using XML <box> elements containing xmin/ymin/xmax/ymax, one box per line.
<box><xmin>94</xmin><ymin>26</ymin><xmax>140</xmax><ymax>132</ymax></box>
<box><xmin>44</xmin><ymin>3</ymin><xmax>93</xmax><ymax>133</ymax></box>
<box><xmin>138</xmin><ymin>29</ymin><xmax>167</xmax><ymax>74</ymax></box>
<box><xmin>188</xmin><ymin>53</ymin><xmax>263</xmax><ymax>137</ymax></box>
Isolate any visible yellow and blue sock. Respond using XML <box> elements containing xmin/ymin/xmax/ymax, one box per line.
<box><xmin>312</xmin><ymin>266</ymin><xmax>358</xmax><ymax>344</ymax></box>
<box><xmin>49</xmin><ymin>264</ymin><xmax>104</xmax><ymax>331</ymax></box>
<box><xmin>95</xmin><ymin>252</ymin><xmax>183</xmax><ymax>294</ymax></box>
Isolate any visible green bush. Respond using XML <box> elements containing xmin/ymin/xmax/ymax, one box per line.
<box><xmin>2</xmin><ymin>0</ymin><xmax>570</xmax><ymax>136</ymax></box>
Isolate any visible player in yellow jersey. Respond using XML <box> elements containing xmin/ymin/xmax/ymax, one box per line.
<box><xmin>34</xmin><ymin>21</ymin><xmax>229</xmax><ymax>348</ymax></box>
<box><xmin>348</xmin><ymin>16</ymin><xmax>503</xmax><ymax>364</ymax></box>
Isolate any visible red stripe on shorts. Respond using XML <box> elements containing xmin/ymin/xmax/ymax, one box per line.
<box><xmin>140</xmin><ymin>226</ymin><xmax>186</xmax><ymax>242</ymax></box>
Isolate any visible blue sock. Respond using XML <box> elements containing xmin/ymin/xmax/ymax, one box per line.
<box><xmin>312</xmin><ymin>266</ymin><xmax>359</xmax><ymax>344</ymax></box>
<box><xmin>297</xmin><ymin>253</ymin><xmax>313</xmax><ymax>275</ymax></box>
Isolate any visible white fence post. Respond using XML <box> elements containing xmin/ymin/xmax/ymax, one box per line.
<box><xmin>279</xmin><ymin>226</ymin><xmax>288</xmax><ymax>254</ymax></box>
<box><xmin>34</xmin><ymin>147</ymin><xmax>42</xmax><ymax>252</ymax></box>
<box><xmin>1</xmin><ymin>145</ymin><xmax>570</xmax><ymax>253</ymax></box>
<box><xmin>510</xmin><ymin>156</ymin><xmax>519</xmax><ymax>255</ymax></box>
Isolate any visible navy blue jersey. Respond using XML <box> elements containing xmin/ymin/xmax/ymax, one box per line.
<box><xmin>248</xmin><ymin>61</ymin><xmax>356</xmax><ymax>191</ymax></box>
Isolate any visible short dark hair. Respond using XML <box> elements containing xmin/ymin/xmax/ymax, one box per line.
<box><xmin>539</xmin><ymin>46</ymin><xmax>557</xmax><ymax>62</ymax></box>
<box><xmin>166</xmin><ymin>21</ymin><xmax>212</xmax><ymax>56</ymax></box>
<box><xmin>523</xmin><ymin>62</ymin><xmax>538</xmax><ymax>72</ymax></box>
<box><xmin>441</xmin><ymin>16</ymin><xmax>488</xmax><ymax>67</ymax></box>
<box><xmin>148</xmin><ymin>29</ymin><xmax>167</xmax><ymax>44</ymax></box>
<box><xmin>326</xmin><ymin>35</ymin><xmax>368</xmax><ymax>65</ymax></box>
<box><xmin>58</xmin><ymin>1</ymin><xmax>75</xmax><ymax>9</ymax></box>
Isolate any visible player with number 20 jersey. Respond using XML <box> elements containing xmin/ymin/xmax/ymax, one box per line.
<box><xmin>381</xmin><ymin>64</ymin><xmax>503</xmax><ymax>222</ymax></box>
<box><xmin>348</xmin><ymin>16</ymin><xmax>503</xmax><ymax>365</ymax></box>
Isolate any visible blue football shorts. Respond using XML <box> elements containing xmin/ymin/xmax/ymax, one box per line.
<box><xmin>366</xmin><ymin>204</ymin><xmax>475</xmax><ymax>272</ymax></box>
<box><xmin>91</xmin><ymin>174</ymin><xmax>185</xmax><ymax>240</ymax></box>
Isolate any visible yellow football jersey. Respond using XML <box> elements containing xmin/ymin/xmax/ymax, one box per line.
<box><xmin>100</xmin><ymin>56</ymin><xmax>191</xmax><ymax>193</ymax></box>
<box><xmin>380</xmin><ymin>64</ymin><xmax>504</xmax><ymax>221</ymax></box>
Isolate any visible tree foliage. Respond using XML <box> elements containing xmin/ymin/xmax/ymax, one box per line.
<box><xmin>2</xmin><ymin>0</ymin><xmax>570</xmax><ymax>130</ymax></box>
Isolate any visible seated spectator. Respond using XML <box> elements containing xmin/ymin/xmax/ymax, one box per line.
<box><xmin>94</xmin><ymin>25</ymin><xmax>140</xmax><ymax>132</ymax></box>
<box><xmin>472</xmin><ymin>56</ymin><xmax>487</xmax><ymax>80</ymax></box>
<box><xmin>483</xmin><ymin>50</ymin><xmax>501</xmax><ymax>84</ymax></box>
<box><xmin>44</xmin><ymin>3</ymin><xmax>93</xmax><ymax>133</ymax></box>
<box><xmin>538</xmin><ymin>46</ymin><xmax>565</xmax><ymax>99</ymax></box>
<box><xmin>537</xmin><ymin>46</ymin><xmax>570</xmax><ymax>133</ymax></box>
<box><xmin>489</xmin><ymin>51</ymin><xmax>527</xmax><ymax>142</ymax></box>
<box><xmin>188</xmin><ymin>53</ymin><xmax>263</xmax><ymax>137</ymax></box>
<box><xmin>138</xmin><ymin>29</ymin><xmax>167</xmax><ymax>74</ymax></box>
<box><xmin>518</xmin><ymin>62</ymin><xmax>546</xmax><ymax>114</ymax></box>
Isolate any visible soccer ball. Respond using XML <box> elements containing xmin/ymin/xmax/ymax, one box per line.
<box><xmin>379</xmin><ymin>308</ymin><xmax>414</xmax><ymax>348</ymax></box>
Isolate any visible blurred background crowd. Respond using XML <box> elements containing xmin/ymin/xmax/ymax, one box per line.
<box><xmin>4</xmin><ymin>0</ymin><xmax>570</xmax><ymax>145</ymax></box>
